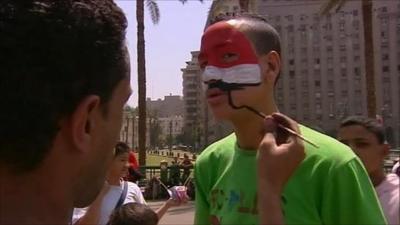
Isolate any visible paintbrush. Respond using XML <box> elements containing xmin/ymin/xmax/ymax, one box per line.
<box><xmin>227</xmin><ymin>94</ymin><xmax>319</xmax><ymax>148</ymax></box>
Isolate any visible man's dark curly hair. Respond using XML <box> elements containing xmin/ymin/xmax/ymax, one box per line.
<box><xmin>0</xmin><ymin>0</ymin><xmax>128</xmax><ymax>172</ymax></box>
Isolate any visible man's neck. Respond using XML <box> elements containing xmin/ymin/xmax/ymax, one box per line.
<box><xmin>0</xmin><ymin>171</ymin><xmax>72</xmax><ymax>225</ymax></box>
<box><xmin>232</xmin><ymin>104</ymin><xmax>278</xmax><ymax>150</ymax></box>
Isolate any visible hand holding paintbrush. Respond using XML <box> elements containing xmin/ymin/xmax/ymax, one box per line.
<box><xmin>257</xmin><ymin>113</ymin><xmax>306</xmax><ymax>225</ymax></box>
<box><xmin>258</xmin><ymin>113</ymin><xmax>306</xmax><ymax>191</ymax></box>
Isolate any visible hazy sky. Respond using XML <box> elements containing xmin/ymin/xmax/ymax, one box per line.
<box><xmin>115</xmin><ymin>0</ymin><xmax>212</xmax><ymax>107</ymax></box>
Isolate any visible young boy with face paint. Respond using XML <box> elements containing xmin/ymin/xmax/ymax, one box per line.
<box><xmin>194</xmin><ymin>15</ymin><xmax>387</xmax><ymax>225</ymax></box>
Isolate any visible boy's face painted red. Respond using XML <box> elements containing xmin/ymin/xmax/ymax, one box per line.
<box><xmin>199</xmin><ymin>22</ymin><xmax>258</xmax><ymax>68</ymax></box>
<box><xmin>199</xmin><ymin>21</ymin><xmax>262</xmax><ymax>85</ymax></box>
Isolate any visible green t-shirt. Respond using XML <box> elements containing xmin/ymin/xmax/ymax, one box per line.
<box><xmin>194</xmin><ymin>125</ymin><xmax>387</xmax><ymax>225</ymax></box>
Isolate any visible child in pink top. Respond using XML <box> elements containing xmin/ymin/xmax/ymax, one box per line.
<box><xmin>376</xmin><ymin>173</ymin><xmax>399</xmax><ymax>225</ymax></box>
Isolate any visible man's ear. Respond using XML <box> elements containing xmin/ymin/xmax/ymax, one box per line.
<box><xmin>68</xmin><ymin>95</ymin><xmax>101</xmax><ymax>153</ymax></box>
<box><xmin>261</xmin><ymin>51</ymin><xmax>281</xmax><ymax>85</ymax></box>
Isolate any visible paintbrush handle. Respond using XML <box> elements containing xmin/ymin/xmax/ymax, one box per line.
<box><xmin>241</xmin><ymin>105</ymin><xmax>319</xmax><ymax>148</ymax></box>
<box><xmin>277</xmin><ymin>124</ymin><xmax>319</xmax><ymax>148</ymax></box>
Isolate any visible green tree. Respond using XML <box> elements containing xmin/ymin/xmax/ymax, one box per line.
<box><xmin>321</xmin><ymin>0</ymin><xmax>376</xmax><ymax>117</ymax></box>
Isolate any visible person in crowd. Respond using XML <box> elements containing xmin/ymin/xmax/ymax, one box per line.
<box><xmin>0</xmin><ymin>1</ymin><xmax>131</xmax><ymax>224</ymax></box>
<box><xmin>194</xmin><ymin>14</ymin><xmax>386</xmax><ymax>225</ymax></box>
<box><xmin>106</xmin><ymin>203</ymin><xmax>159</xmax><ymax>225</ymax></box>
<box><xmin>73</xmin><ymin>142</ymin><xmax>187</xmax><ymax>225</ymax></box>
<box><xmin>181</xmin><ymin>153</ymin><xmax>193</xmax><ymax>183</ymax></box>
<box><xmin>338</xmin><ymin>116</ymin><xmax>399</xmax><ymax>225</ymax></box>
<box><xmin>169</xmin><ymin>157</ymin><xmax>181</xmax><ymax>186</ymax></box>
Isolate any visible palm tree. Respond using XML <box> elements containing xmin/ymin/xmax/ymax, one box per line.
<box><xmin>321</xmin><ymin>0</ymin><xmax>376</xmax><ymax>118</ymax></box>
<box><xmin>136</xmin><ymin>0</ymin><xmax>159</xmax><ymax>166</ymax></box>
<box><xmin>136</xmin><ymin>0</ymin><xmax>203</xmax><ymax>165</ymax></box>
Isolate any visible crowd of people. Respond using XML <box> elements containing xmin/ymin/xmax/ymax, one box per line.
<box><xmin>0</xmin><ymin>1</ymin><xmax>398</xmax><ymax>225</ymax></box>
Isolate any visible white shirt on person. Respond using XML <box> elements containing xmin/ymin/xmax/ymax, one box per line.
<box><xmin>72</xmin><ymin>181</ymin><xmax>146</xmax><ymax>225</ymax></box>
<box><xmin>375</xmin><ymin>173</ymin><xmax>399</xmax><ymax>225</ymax></box>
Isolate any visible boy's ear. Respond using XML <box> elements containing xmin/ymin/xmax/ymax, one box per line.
<box><xmin>261</xmin><ymin>51</ymin><xmax>281</xmax><ymax>85</ymax></box>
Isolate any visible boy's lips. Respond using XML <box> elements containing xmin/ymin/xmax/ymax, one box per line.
<box><xmin>206</xmin><ymin>88</ymin><xmax>226</xmax><ymax>105</ymax></box>
<box><xmin>207</xmin><ymin>88</ymin><xmax>225</xmax><ymax>98</ymax></box>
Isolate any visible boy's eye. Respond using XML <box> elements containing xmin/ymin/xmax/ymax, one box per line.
<box><xmin>222</xmin><ymin>53</ymin><xmax>239</xmax><ymax>62</ymax></box>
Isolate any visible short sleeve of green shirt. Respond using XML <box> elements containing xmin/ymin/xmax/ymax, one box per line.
<box><xmin>320</xmin><ymin>157</ymin><xmax>387</xmax><ymax>225</ymax></box>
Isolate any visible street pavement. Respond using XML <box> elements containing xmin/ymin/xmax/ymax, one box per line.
<box><xmin>148</xmin><ymin>200</ymin><xmax>195</xmax><ymax>225</ymax></box>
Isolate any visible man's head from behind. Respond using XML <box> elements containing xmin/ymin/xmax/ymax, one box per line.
<box><xmin>199</xmin><ymin>15</ymin><xmax>281</xmax><ymax>121</ymax></box>
<box><xmin>0</xmin><ymin>0</ymin><xmax>131</xmax><ymax>206</ymax></box>
<box><xmin>107</xmin><ymin>203</ymin><xmax>159</xmax><ymax>225</ymax></box>
<box><xmin>337</xmin><ymin>116</ymin><xmax>389</xmax><ymax>174</ymax></box>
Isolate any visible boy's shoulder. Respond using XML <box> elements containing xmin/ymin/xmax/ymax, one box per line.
<box><xmin>196</xmin><ymin>133</ymin><xmax>236</xmax><ymax>165</ymax></box>
<box><xmin>300</xmin><ymin>125</ymin><xmax>357</xmax><ymax>166</ymax></box>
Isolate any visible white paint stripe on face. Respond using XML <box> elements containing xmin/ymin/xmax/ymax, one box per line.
<box><xmin>203</xmin><ymin>64</ymin><xmax>262</xmax><ymax>84</ymax></box>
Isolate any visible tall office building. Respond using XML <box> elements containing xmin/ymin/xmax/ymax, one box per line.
<box><xmin>257</xmin><ymin>0</ymin><xmax>400</xmax><ymax>146</ymax></box>
<box><xmin>146</xmin><ymin>94</ymin><xmax>184</xmax><ymax>117</ymax></box>
<box><xmin>181</xmin><ymin>51</ymin><xmax>206</xmax><ymax>149</ymax></box>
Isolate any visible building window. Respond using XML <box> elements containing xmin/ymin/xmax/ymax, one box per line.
<box><xmin>341</xmin><ymin>68</ymin><xmax>347</xmax><ymax>76</ymax></box>
<box><xmin>383</xmin><ymin>66</ymin><xmax>390</xmax><ymax>72</ymax></box>
<box><xmin>354</xmin><ymin>67</ymin><xmax>360</xmax><ymax>75</ymax></box>
<box><xmin>353</xmin><ymin>20</ymin><xmax>360</xmax><ymax>30</ymax></box>
<box><xmin>301</xmin><ymin>80</ymin><xmax>308</xmax><ymax>88</ymax></box>
<box><xmin>313</xmin><ymin>46</ymin><xmax>320</xmax><ymax>54</ymax></box>
<box><xmin>327</xmin><ymin>68</ymin><xmax>334</xmax><ymax>76</ymax></box>
<box><xmin>339</xmin><ymin>21</ymin><xmax>345</xmax><ymax>32</ymax></box>
<box><xmin>287</xmin><ymin>25</ymin><xmax>294</xmax><ymax>32</ymax></box>
<box><xmin>328</xmin><ymin>80</ymin><xmax>334</xmax><ymax>89</ymax></box>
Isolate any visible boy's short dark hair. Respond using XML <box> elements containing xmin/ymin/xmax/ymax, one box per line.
<box><xmin>340</xmin><ymin>116</ymin><xmax>386</xmax><ymax>144</ymax></box>
<box><xmin>208</xmin><ymin>13</ymin><xmax>281</xmax><ymax>57</ymax></box>
<box><xmin>0</xmin><ymin>0</ymin><xmax>128</xmax><ymax>172</ymax></box>
<box><xmin>115</xmin><ymin>142</ymin><xmax>131</xmax><ymax>157</ymax></box>
<box><xmin>107</xmin><ymin>203</ymin><xmax>159</xmax><ymax>225</ymax></box>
